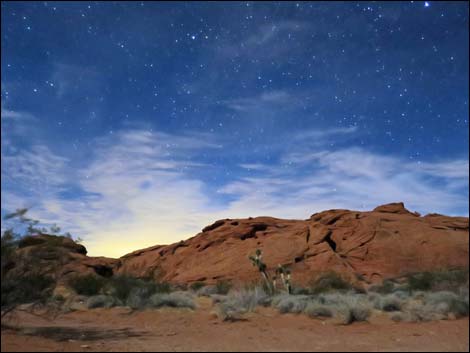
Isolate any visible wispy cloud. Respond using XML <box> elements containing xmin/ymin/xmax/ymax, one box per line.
<box><xmin>1</xmin><ymin>115</ymin><xmax>468</xmax><ymax>257</ymax></box>
<box><xmin>1</xmin><ymin>126</ymin><xmax>222</xmax><ymax>257</ymax></box>
<box><xmin>220</xmin><ymin>147</ymin><xmax>469</xmax><ymax>219</ymax></box>
<box><xmin>224</xmin><ymin>90</ymin><xmax>294</xmax><ymax>113</ymax></box>
<box><xmin>218</xmin><ymin>20</ymin><xmax>310</xmax><ymax>59</ymax></box>
<box><xmin>293</xmin><ymin>126</ymin><xmax>358</xmax><ymax>140</ymax></box>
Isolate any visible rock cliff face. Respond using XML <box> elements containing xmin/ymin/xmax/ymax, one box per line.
<box><xmin>6</xmin><ymin>203</ymin><xmax>469</xmax><ymax>287</ymax></box>
<box><xmin>6</xmin><ymin>234</ymin><xmax>119</xmax><ymax>284</ymax></box>
<box><xmin>117</xmin><ymin>202</ymin><xmax>469</xmax><ymax>286</ymax></box>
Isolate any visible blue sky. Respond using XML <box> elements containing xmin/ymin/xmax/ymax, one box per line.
<box><xmin>1</xmin><ymin>1</ymin><xmax>468</xmax><ymax>257</ymax></box>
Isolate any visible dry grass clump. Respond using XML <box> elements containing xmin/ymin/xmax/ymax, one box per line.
<box><xmin>272</xmin><ymin>294</ymin><xmax>310</xmax><ymax>314</ymax></box>
<box><xmin>196</xmin><ymin>285</ymin><xmax>218</xmax><ymax>297</ymax></box>
<box><xmin>372</xmin><ymin>293</ymin><xmax>404</xmax><ymax>312</ymax></box>
<box><xmin>86</xmin><ymin>295</ymin><xmax>117</xmax><ymax>309</ymax></box>
<box><xmin>148</xmin><ymin>291</ymin><xmax>196</xmax><ymax>310</ymax></box>
<box><xmin>390</xmin><ymin>290</ymin><xmax>469</xmax><ymax>322</ymax></box>
<box><xmin>332</xmin><ymin>295</ymin><xmax>372</xmax><ymax>324</ymax></box>
<box><xmin>304</xmin><ymin>302</ymin><xmax>334</xmax><ymax>318</ymax></box>
<box><xmin>214</xmin><ymin>286</ymin><xmax>268</xmax><ymax>321</ymax></box>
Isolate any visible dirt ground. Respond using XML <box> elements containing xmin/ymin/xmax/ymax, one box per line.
<box><xmin>1</xmin><ymin>298</ymin><xmax>469</xmax><ymax>352</ymax></box>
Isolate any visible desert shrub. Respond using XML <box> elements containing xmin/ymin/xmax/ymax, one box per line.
<box><xmin>107</xmin><ymin>275</ymin><xmax>142</xmax><ymax>301</ymax></box>
<box><xmin>197</xmin><ymin>285</ymin><xmax>218</xmax><ymax>297</ymax></box>
<box><xmin>429</xmin><ymin>269</ymin><xmax>469</xmax><ymax>292</ymax></box>
<box><xmin>1</xmin><ymin>230</ymin><xmax>17</xmax><ymax>273</ymax></box>
<box><xmin>214</xmin><ymin>286</ymin><xmax>268</xmax><ymax>321</ymax></box>
<box><xmin>304</xmin><ymin>293</ymin><xmax>372</xmax><ymax>324</ymax></box>
<box><xmin>190</xmin><ymin>281</ymin><xmax>206</xmax><ymax>292</ymax></box>
<box><xmin>227</xmin><ymin>287</ymin><xmax>269</xmax><ymax>311</ymax></box>
<box><xmin>390</xmin><ymin>290</ymin><xmax>469</xmax><ymax>323</ymax></box>
<box><xmin>391</xmin><ymin>289</ymin><xmax>410</xmax><ymax>299</ymax></box>
<box><xmin>86</xmin><ymin>295</ymin><xmax>116</xmax><ymax>309</ymax></box>
<box><xmin>425</xmin><ymin>291</ymin><xmax>469</xmax><ymax>318</ymax></box>
<box><xmin>215</xmin><ymin>280</ymin><xmax>232</xmax><ymax>295</ymax></box>
<box><xmin>149</xmin><ymin>291</ymin><xmax>195</xmax><ymax>309</ymax></box>
<box><xmin>349</xmin><ymin>303</ymin><xmax>371</xmax><ymax>322</ymax></box>
<box><xmin>401</xmin><ymin>300</ymin><xmax>443</xmax><ymax>322</ymax></box>
<box><xmin>2</xmin><ymin>273</ymin><xmax>55</xmax><ymax>309</ymax></box>
<box><xmin>304</xmin><ymin>302</ymin><xmax>333</xmax><ymax>318</ymax></box>
<box><xmin>309</xmin><ymin>272</ymin><xmax>352</xmax><ymax>294</ymax></box>
<box><xmin>376</xmin><ymin>294</ymin><xmax>403</xmax><ymax>312</ymax></box>
<box><xmin>215</xmin><ymin>302</ymin><xmax>245</xmax><ymax>322</ymax></box>
<box><xmin>68</xmin><ymin>274</ymin><xmax>105</xmax><ymax>296</ymax></box>
<box><xmin>334</xmin><ymin>297</ymin><xmax>371</xmax><ymax>324</ymax></box>
<box><xmin>272</xmin><ymin>294</ymin><xmax>309</xmax><ymax>314</ymax></box>
<box><xmin>52</xmin><ymin>294</ymin><xmax>65</xmax><ymax>303</ymax></box>
<box><xmin>366</xmin><ymin>292</ymin><xmax>380</xmax><ymax>307</ymax></box>
<box><xmin>317</xmin><ymin>292</ymin><xmax>350</xmax><ymax>305</ymax></box>
<box><xmin>125</xmin><ymin>287</ymin><xmax>152</xmax><ymax>309</ymax></box>
<box><xmin>291</xmin><ymin>286</ymin><xmax>310</xmax><ymax>295</ymax></box>
<box><xmin>209</xmin><ymin>294</ymin><xmax>227</xmax><ymax>304</ymax></box>
<box><xmin>405</xmin><ymin>269</ymin><xmax>468</xmax><ymax>292</ymax></box>
<box><xmin>106</xmin><ymin>275</ymin><xmax>169</xmax><ymax>302</ymax></box>
<box><xmin>369</xmin><ymin>279</ymin><xmax>395</xmax><ymax>294</ymax></box>
<box><xmin>406</xmin><ymin>272</ymin><xmax>435</xmax><ymax>291</ymax></box>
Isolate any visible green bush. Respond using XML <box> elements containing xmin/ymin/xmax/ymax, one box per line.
<box><xmin>407</xmin><ymin>272</ymin><xmax>434</xmax><ymax>291</ymax></box>
<box><xmin>105</xmin><ymin>275</ymin><xmax>170</xmax><ymax>301</ymax></box>
<box><xmin>215</xmin><ymin>280</ymin><xmax>232</xmax><ymax>295</ymax></box>
<box><xmin>370</xmin><ymin>279</ymin><xmax>395</xmax><ymax>294</ymax></box>
<box><xmin>291</xmin><ymin>286</ymin><xmax>310</xmax><ymax>295</ymax></box>
<box><xmin>68</xmin><ymin>274</ymin><xmax>105</xmax><ymax>296</ymax></box>
<box><xmin>2</xmin><ymin>273</ymin><xmax>55</xmax><ymax>308</ymax></box>
<box><xmin>190</xmin><ymin>281</ymin><xmax>206</xmax><ymax>292</ymax></box>
<box><xmin>309</xmin><ymin>272</ymin><xmax>352</xmax><ymax>294</ymax></box>
<box><xmin>405</xmin><ymin>269</ymin><xmax>469</xmax><ymax>292</ymax></box>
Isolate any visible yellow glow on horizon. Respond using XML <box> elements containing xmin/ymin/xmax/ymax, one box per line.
<box><xmin>83</xmin><ymin>227</ymin><xmax>192</xmax><ymax>258</ymax></box>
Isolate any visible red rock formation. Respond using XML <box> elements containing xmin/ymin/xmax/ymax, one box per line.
<box><xmin>7</xmin><ymin>234</ymin><xmax>119</xmax><ymax>284</ymax></box>
<box><xmin>118</xmin><ymin>203</ymin><xmax>469</xmax><ymax>286</ymax></box>
<box><xmin>5</xmin><ymin>203</ymin><xmax>468</xmax><ymax>288</ymax></box>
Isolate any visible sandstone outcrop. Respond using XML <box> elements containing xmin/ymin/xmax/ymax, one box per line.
<box><xmin>5</xmin><ymin>203</ymin><xmax>468</xmax><ymax>288</ymax></box>
<box><xmin>118</xmin><ymin>203</ymin><xmax>469</xmax><ymax>286</ymax></box>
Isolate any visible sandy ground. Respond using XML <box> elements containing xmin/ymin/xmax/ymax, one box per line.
<box><xmin>1</xmin><ymin>298</ymin><xmax>469</xmax><ymax>352</ymax></box>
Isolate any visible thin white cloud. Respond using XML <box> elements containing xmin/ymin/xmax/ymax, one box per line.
<box><xmin>2</xmin><ymin>124</ymin><xmax>468</xmax><ymax>257</ymax></box>
<box><xmin>294</xmin><ymin>126</ymin><xmax>358</xmax><ymax>140</ymax></box>
<box><xmin>219</xmin><ymin>20</ymin><xmax>310</xmax><ymax>59</ymax></box>
<box><xmin>409</xmin><ymin>160</ymin><xmax>470</xmax><ymax>179</ymax></box>
<box><xmin>224</xmin><ymin>90</ymin><xmax>297</xmax><ymax>114</ymax></box>
<box><xmin>220</xmin><ymin>147</ymin><xmax>469</xmax><ymax>219</ymax></box>
<box><xmin>2</xmin><ymin>128</ymin><xmax>222</xmax><ymax>257</ymax></box>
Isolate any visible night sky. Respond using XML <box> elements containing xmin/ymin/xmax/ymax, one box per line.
<box><xmin>1</xmin><ymin>1</ymin><xmax>469</xmax><ymax>257</ymax></box>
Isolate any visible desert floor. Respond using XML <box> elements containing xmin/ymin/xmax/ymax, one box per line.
<box><xmin>1</xmin><ymin>297</ymin><xmax>469</xmax><ymax>352</ymax></box>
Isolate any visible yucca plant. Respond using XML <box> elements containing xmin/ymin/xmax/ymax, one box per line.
<box><xmin>276</xmin><ymin>265</ymin><xmax>292</xmax><ymax>294</ymax></box>
<box><xmin>249</xmin><ymin>249</ymin><xmax>293</xmax><ymax>295</ymax></box>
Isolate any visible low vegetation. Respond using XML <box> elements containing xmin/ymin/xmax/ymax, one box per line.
<box><xmin>209</xmin><ymin>264</ymin><xmax>468</xmax><ymax>324</ymax></box>
<box><xmin>68</xmin><ymin>274</ymin><xmax>106</xmax><ymax>296</ymax></box>
<box><xmin>1</xmin><ymin>209</ymin><xmax>73</xmax><ymax>316</ymax></box>
<box><xmin>308</xmin><ymin>272</ymin><xmax>353</xmax><ymax>294</ymax></box>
